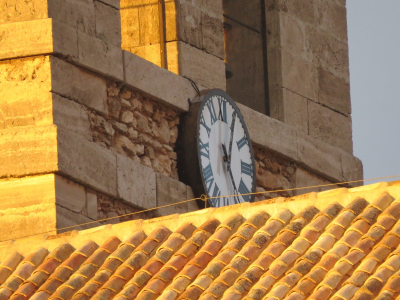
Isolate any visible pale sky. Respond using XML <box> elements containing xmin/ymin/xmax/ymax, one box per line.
<box><xmin>347</xmin><ymin>0</ymin><xmax>400</xmax><ymax>183</ymax></box>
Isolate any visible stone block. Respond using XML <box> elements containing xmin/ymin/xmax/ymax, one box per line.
<box><xmin>123</xmin><ymin>50</ymin><xmax>192</xmax><ymax>111</ymax></box>
<box><xmin>281</xmin><ymin>50</ymin><xmax>318</xmax><ymax>101</ymax></box>
<box><xmin>0</xmin><ymin>0</ymin><xmax>48</xmax><ymax>24</ymax></box>
<box><xmin>121</xmin><ymin>8</ymin><xmax>140</xmax><ymax>49</ymax></box>
<box><xmin>168</xmin><ymin>41</ymin><xmax>226</xmax><ymax>90</ymax></box>
<box><xmin>165</xmin><ymin>1</ymin><xmax>178</xmax><ymax>42</ymax></box>
<box><xmin>308</xmin><ymin>100</ymin><xmax>353</xmax><ymax>153</ymax></box>
<box><xmin>222</xmin><ymin>0</ymin><xmax>261</xmax><ymax>31</ymax></box>
<box><xmin>224</xmin><ymin>20</ymin><xmax>266</xmax><ymax>113</ymax></box>
<box><xmin>57</xmin><ymin>129</ymin><xmax>118</xmax><ymax>196</ymax></box>
<box><xmin>130</xmin><ymin>44</ymin><xmax>162</xmax><ymax>67</ymax></box>
<box><xmin>0</xmin><ymin>125</ymin><xmax>58</xmax><ymax>178</ymax></box>
<box><xmin>95</xmin><ymin>0</ymin><xmax>121</xmax><ymax>46</ymax></box>
<box><xmin>174</xmin><ymin>2</ymin><xmax>203</xmax><ymax>49</ymax></box>
<box><xmin>77</xmin><ymin>30</ymin><xmax>123</xmax><ymax>81</ymax></box>
<box><xmin>139</xmin><ymin>3</ymin><xmax>160</xmax><ymax>46</ymax></box>
<box><xmin>341</xmin><ymin>153</ymin><xmax>363</xmax><ymax>186</ymax></box>
<box><xmin>54</xmin><ymin>175</ymin><xmax>86</xmax><ymax>213</ymax></box>
<box><xmin>202</xmin><ymin>13</ymin><xmax>224</xmax><ymax>59</ymax></box>
<box><xmin>56</xmin><ymin>205</ymin><xmax>101</xmax><ymax>232</ymax></box>
<box><xmin>0</xmin><ymin>19</ymin><xmax>78</xmax><ymax>61</ymax></box>
<box><xmin>297</xmin><ymin>131</ymin><xmax>344</xmax><ymax>182</ymax></box>
<box><xmin>156</xmin><ymin>173</ymin><xmax>188</xmax><ymax>216</ymax></box>
<box><xmin>279</xmin><ymin>12</ymin><xmax>305</xmax><ymax>58</ymax></box>
<box><xmin>314</xmin><ymin>0</ymin><xmax>348</xmax><ymax>42</ymax></box>
<box><xmin>0</xmin><ymin>203</ymin><xmax>56</xmax><ymax>241</ymax></box>
<box><xmin>86</xmin><ymin>192</ymin><xmax>98</xmax><ymax>220</ymax></box>
<box><xmin>98</xmin><ymin>0</ymin><xmax>120</xmax><ymax>9</ymax></box>
<box><xmin>202</xmin><ymin>0</ymin><xmax>223</xmax><ymax>19</ymax></box>
<box><xmin>0</xmin><ymin>57</ymin><xmax>53</xmax><ymax>129</ymax></box>
<box><xmin>278</xmin><ymin>0</ymin><xmax>314</xmax><ymax>24</ymax></box>
<box><xmin>238</xmin><ymin>103</ymin><xmax>299</xmax><ymax>161</ymax></box>
<box><xmin>53</xmin><ymin>94</ymin><xmax>92</xmax><ymax>141</ymax></box>
<box><xmin>0</xmin><ymin>174</ymin><xmax>56</xmax><ymax>210</ymax></box>
<box><xmin>48</xmin><ymin>0</ymin><xmax>96</xmax><ymax>36</ymax></box>
<box><xmin>306</xmin><ymin>27</ymin><xmax>349</xmax><ymax>81</ymax></box>
<box><xmin>291</xmin><ymin>168</ymin><xmax>338</xmax><ymax>196</ymax></box>
<box><xmin>50</xmin><ymin>57</ymin><xmax>108</xmax><ymax>114</ymax></box>
<box><xmin>318</xmin><ymin>67</ymin><xmax>351</xmax><ymax>115</ymax></box>
<box><xmin>117</xmin><ymin>154</ymin><xmax>156</xmax><ymax>209</ymax></box>
<box><xmin>282</xmin><ymin>88</ymin><xmax>308</xmax><ymax>134</ymax></box>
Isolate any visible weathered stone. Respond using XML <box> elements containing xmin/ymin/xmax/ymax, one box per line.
<box><xmin>308</xmin><ymin>101</ymin><xmax>353</xmax><ymax>153</ymax></box>
<box><xmin>108</xmin><ymin>97</ymin><xmax>122</xmax><ymax>119</ymax></box>
<box><xmin>121</xmin><ymin>111</ymin><xmax>134</xmax><ymax>124</ymax></box>
<box><xmin>98</xmin><ymin>0</ymin><xmax>120</xmax><ymax>9</ymax></box>
<box><xmin>297</xmin><ymin>132</ymin><xmax>344</xmax><ymax>182</ymax></box>
<box><xmin>58</xmin><ymin>129</ymin><xmax>117</xmax><ymax>196</ymax></box>
<box><xmin>202</xmin><ymin>13</ymin><xmax>224</xmax><ymax>59</ymax></box>
<box><xmin>156</xmin><ymin>173</ymin><xmax>188</xmax><ymax>216</ymax></box>
<box><xmin>278</xmin><ymin>0</ymin><xmax>314</xmax><ymax>24</ymax></box>
<box><xmin>128</xmin><ymin>128</ymin><xmax>139</xmax><ymax>139</ymax></box>
<box><xmin>314</xmin><ymin>0</ymin><xmax>348</xmax><ymax>42</ymax></box>
<box><xmin>130</xmin><ymin>44</ymin><xmax>163</xmax><ymax>68</ymax></box>
<box><xmin>318</xmin><ymin>67</ymin><xmax>351</xmax><ymax>115</ymax></box>
<box><xmin>257</xmin><ymin>169</ymin><xmax>292</xmax><ymax>196</ymax></box>
<box><xmin>290</xmin><ymin>168</ymin><xmax>337</xmax><ymax>196</ymax></box>
<box><xmin>86</xmin><ymin>192</ymin><xmax>98</xmax><ymax>220</ymax></box>
<box><xmin>112</xmin><ymin>122</ymin><xmax>128</xmax><ymax>133</ymax></box>
<box><xmin>117</xmin><ymin>154</ymin><xmax>156</xmax><ymax>209</ymax></box>
<box><xmin>0</xmin><ymin>125</ymin><xmax>58</xmax><ymax>178</ymax></box>
<box><xmin>0</xmin><ymin>0</ymin><xmax>48</xmax><ymax>24</ymax></box>
<box><xmin>167</xmin><ymin>41</ymin><xmax>226</xmax><ymax>90</ymax></box>
<box><xmin>121</xmin><ymin>7</ymin><xmax>140</xmax><ymax>49</ymax></box>
<box><xmin>281</xmin><ymin>50</ymin><xmax>318</xmax><ymax>101</ymax></box>
<box><xmin>279</xmin><ymin>12</ymin><xmax>305</xmax><ymax>58</ymax></box>
<box><xmin>53</xmin><ymin>94</ymin><xmax>92</xmax><ymax>141</ymax></box>
<box><xmin>139</xmin><ymin>3</ymin><xmax>160</xmax><ymax>45</ymax></box>
<box><xmin>158</xmin><ymin>120</ymin><xmax>171</xmax><ymax>144</ymax></box>
<box><xmin>51</xmin><ymin>57</ymin><xmax>108</xmax><ymax>114</ymax></box>
<box><xmin>175</xmin><ymin>3</ymin><xmax>203</xmax><ymax>49</ymax></box>
<box><xmin>77</xmin><ymin>30</ymin><xmax>123</xmax><ymax>80</ymax></box>
<box><xmin>202</xmin><ymin>0</ymin><xmax>223</xmax><ymax>19</ymax></box>
<box><xmin>116</xmin><ymin>135</ymin><xmax>137</xmax><ymax>155</ymax></box>
<box><xmin>56</xmin><ymin>205</ymin><xmax>101</xmax><ymax>232</ymax></box>
<box><xmin>341</xmin><ymin>153</ymin><xmax>363</xmax><ymax>187</ymax></box>
<box><xmin>54</xmin><ymin>175</ymin><xmax>86</xmax><ymax>213</ymax></box>
<box><xmin>222</xmin><ymin>0</ymin><xmax>261</xmax><ymax>31</ymax></box>
<box><xmin>95</xmin><ymin>0</ymin><xmax>121</xmax><ymax>46</ymax></box>
<box><xmin>121</xmin><ymin>99</ymin><xmax>131</xmax><ymax>108</ymax></box>
<box><xmin>0</xmin><ymin>56</ymin><xmax>52</xmax><ymax>129</ymax></box>
<box><xmin>135</xmin><ymin>113</ymin><xmax>151</xmax><ymax>133</ymax></box>
<box><xmin>120</xmin><ymin>90</ymin><xmax>132</xmax><ymax>100</ymax></box>
<box><xmin>48</xmin><ymin>0</ymin><xmax>95</xmax><ymax>36</ymax></box>
<box><xmin>0</xmin><ymin>19</ymin><xmax>78</xmax><ymax>61</ymax></box>
<box><xmin>281</xmin><ymin>89</ymin><xmax>308</xmax><ymax>134</ymax></box>
<box><xmin>170</xmin><ymin>126</ymin><xmax>178</xmax><ymax>144</ymax></box>
<box><xmin>123</xmin><ymin>50</ymin><xmax>192</xmax><ymax>111</ymax></box>
<box><xmin>0</xmin><ymin>174</ymin><xmax>56</xmax><ymax>210</ymax></box>
<box><xmin>306</xmin><ymin>27</ymin><xmax>349</xmax><ymax>81</ymax></box>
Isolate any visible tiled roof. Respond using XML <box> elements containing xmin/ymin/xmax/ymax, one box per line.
<box><xmin>1</xmin><ymin>181</ymin><xmax>400</xmax><ymax>300</ymax></box>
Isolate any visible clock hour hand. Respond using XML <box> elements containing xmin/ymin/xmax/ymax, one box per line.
<box><xmin>227</xmin><ymin>112</ymin><xmax>237</xmax><ymax>167</ymax></box>
<box><xmin>221</xmin><ymin>144</ymin><xmax>240</xmax><ymax>203</ymax></box>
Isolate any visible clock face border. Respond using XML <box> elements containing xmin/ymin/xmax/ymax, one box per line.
<box><xmin>196</xmin><ymin>89</ymin><xmax>257</xmax><ymax>207</ymax></box>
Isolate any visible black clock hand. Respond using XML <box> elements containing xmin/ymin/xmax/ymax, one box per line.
<box><xmin>228</xmin><ymin>112</ymin><xmax>237</xmax><ymax>167</ymax></box>
<box><xmin>221</xmin><ymin>144</ymin><xmax>240</xmax><ymax>203</ymax></box>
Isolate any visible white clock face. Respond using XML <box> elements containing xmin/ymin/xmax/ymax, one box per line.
<box><xmin>197</xmin><ymin>92</ymin><xmax>256</xmax><ymax>207</ymax></box>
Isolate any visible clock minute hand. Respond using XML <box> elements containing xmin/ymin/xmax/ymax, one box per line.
<box><xmin>228</xmin><ymin>112</ymin><xmax>237</xmax><ymax>167</ymax></box>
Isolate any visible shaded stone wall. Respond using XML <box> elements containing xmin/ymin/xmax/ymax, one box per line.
<box><xmin>88</xmin><ymin>82</ymin><xmax>180</xmax><ymax>179</ymax></box>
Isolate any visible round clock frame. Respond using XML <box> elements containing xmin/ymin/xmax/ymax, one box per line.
<box><xmin>177</xmin><ymin>89</ymin><xmax>257</xmax><ymax>208</ymax></box>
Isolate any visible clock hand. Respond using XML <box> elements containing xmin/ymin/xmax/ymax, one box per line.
<box><xmin>228</xmin><ymin>112</ymin><xmax>237</xmax><ymax>167</ymax></box>
<box><xmin>221</xmin><ymin>143</ymin><xmax>240</xmax><ymax>203</ymax></box>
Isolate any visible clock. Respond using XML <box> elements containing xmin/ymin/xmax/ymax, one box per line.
<box><xmin>177</xmin><ymin>89</ymin><xmax>256</xmax><ymax>208</ymax></box>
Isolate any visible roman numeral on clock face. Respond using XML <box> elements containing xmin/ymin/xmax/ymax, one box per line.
<box><xmin>206</xmin><ymin>101</ymin><xmax>218</xmax><ymax>125</ymax></box>
<box><xmin>203</xmin><ymin>163</ymin><xmax>214</xmax><ymax>193</ymax></box>
<box><xmin>241</xmin><ymin>160</ymin><xmax>253</xmax><ymax>176</ymax></box>
<box><xmin>200</xmin><ymin>114</ymin><xmax>211</xmax><ymax>136</ymax></box>
<box><xmin>199</xmin><ymin>139</ymin><xmax>210</xmax><ymax>159</ymax></box>
<box><xmin>237</xmin><ymin>136</ymin><xmax>248</xmax><ymax>150</ymax></box>
<box><xmin>218</xmin><ymin>97</ymin><xmax>227</xmax><ymax>123</ymax></box>
<box><xmin>238</xmin><ymin>179</ymin><xmax>251</xmax><ymax>202</ymax></box>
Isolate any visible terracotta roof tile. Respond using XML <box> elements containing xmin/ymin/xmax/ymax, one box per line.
<box><xmin>2</xmin><ymin>183</ymin><xmax>400</xmax><ymax>300</ymax></box>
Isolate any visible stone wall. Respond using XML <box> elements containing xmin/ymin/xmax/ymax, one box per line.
<box><xmin>88</xmin><ymin>82</ymin><xmax>180</xmax><ymax>179</ymax></box>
